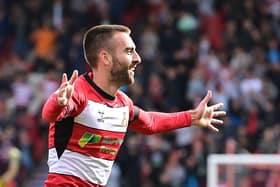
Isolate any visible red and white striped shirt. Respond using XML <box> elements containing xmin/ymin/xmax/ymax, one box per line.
<box><xmin>42</xmin><ymin>72</ymin><xmax>192</xmax><ymax>186</ymax></box>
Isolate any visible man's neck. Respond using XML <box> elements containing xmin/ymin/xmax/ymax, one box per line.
<box><xmin>91</xmin><ymin>70</ymin><xmax>119</xmax><ymax>97</ymax></box>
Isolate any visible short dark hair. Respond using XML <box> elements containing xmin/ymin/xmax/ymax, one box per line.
<box><xmin>83</xmin><ymin>24</ymin><xmax>131</xmax><ymax>68</ymax></box>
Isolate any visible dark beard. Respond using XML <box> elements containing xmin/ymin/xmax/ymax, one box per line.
<box><xmin>110</xmin><ymin>58</ymin><xmax>133</xmax><ymax>86</ymax></box>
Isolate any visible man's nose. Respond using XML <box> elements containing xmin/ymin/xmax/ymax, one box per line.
<box><xmin>133</xmin><ymin>51</ymin><xmax>141</xmax><ymax>64</ymax></box>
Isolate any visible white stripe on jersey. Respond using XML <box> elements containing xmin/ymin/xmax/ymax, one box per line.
<box><xmin>48</xmin><ymin>148</ymin><xmax>114</xmax><ymax>186</ymax></box>
<box><xmin>74</xmin><ymin>100</ymin><xmax>129</xmax><ymax>132</ymax></box>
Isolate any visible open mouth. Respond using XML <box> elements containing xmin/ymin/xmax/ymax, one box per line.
<box><xmin>129</xmin><ymin>61</ymin><xmax>138</xmax><ymax>76</ymax></box>
<box><xmin>129</xmin><ymin>66</ymin><xmax>136</xmax><ymax>75</ymax></box>
<box><xmin>129</xmin><ymin>69</ymin><xmax>135</xmax><ymax>75</ymax></box>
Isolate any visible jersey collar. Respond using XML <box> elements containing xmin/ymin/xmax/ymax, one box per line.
<box><xmin>84</xmin><ymin>72</ymin><xmax>115</xmax><ymax>101</ymax></box>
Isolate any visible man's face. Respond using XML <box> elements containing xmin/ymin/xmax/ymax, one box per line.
<box><xmin>109</xmin><ymin>32</ymin><xmax>141</xmax><ymax>86</ymax></box>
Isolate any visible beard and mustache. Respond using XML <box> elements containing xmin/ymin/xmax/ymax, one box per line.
<box><xmin>110</xmin><ymin>57</ymin><xmax>136</xmax><ymax>86</ymax></box>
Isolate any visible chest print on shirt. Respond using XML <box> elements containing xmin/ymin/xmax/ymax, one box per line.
<box><xmin>97</xmin><ymin>110</ymin><xmax>105</xmax><ymax>123</ymax></box>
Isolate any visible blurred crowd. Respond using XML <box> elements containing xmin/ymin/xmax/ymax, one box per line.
<box><xmin>0</xmin><ymin>0</ymin><xmax>279</xmax><ymax>187</ymax></box>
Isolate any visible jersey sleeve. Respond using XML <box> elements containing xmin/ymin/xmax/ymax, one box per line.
<box><xmin>128</xmin><ymin>106</ymin><xmax>192</xmax><ymax>135</ymax></box>
<box><xmin>41</xmin><ymin>84</ymin><xmax>87</xmax><ymax>122</ymax></box>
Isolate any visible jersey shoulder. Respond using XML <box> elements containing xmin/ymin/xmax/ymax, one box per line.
<box><xmin>116</xmin><ymin>90</ymin><xmax>133</xmax><ymax>105</ymax></box>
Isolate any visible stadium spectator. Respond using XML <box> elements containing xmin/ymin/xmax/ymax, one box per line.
<box><xmin>0</xmin><ymin>124</ymin><xmax>21</xmax><ymax>187</ymax></box>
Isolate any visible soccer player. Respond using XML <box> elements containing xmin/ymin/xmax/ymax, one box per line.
<box><xmin>42</xmin><ymin>25</ymin><xmax>226</xmax><ymax>187</ymax></box>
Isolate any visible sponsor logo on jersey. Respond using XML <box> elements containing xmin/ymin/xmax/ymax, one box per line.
<box><xmin>102</xmin><ymin>136</ymin><xmax>123</xmax><ymax>145</ymax></box>
<box><xmin>100</xmin><ymin>146</ymin><xmax>117</xmax><ymax>155</ymax></box>
<box><xmin>78</xmin><ymin>132</ymin><xmax>123</xmax><ymax>148</ymax></box>
<box><xmin>78</xmin><ymin>132</ymin><xmax>102</xmax><ymax>148</ymax></box>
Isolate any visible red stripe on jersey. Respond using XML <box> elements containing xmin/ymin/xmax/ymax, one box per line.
<box><xmin>46</xmin><ymin>173</ymin><xmax>104</xmax><ymax>187</ymax></box>
<box><xmin>66</xmin><ymin>123</ymin><xmax>125</xmax><ymax>160</ymax></box>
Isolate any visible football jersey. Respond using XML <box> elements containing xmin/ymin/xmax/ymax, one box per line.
<box><xmin>43</xmin><ymin>72</ymin><xmax>192</xmax><ymax>186</ymax></box>
<box><xmin>45</xmin><ymin>72</ymin><xmax>134</xmax><ymax>186</ymax></box>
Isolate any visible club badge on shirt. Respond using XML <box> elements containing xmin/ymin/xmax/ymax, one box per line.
<box><xmin>121</xmin><ymin>112</ymin><xmax>128</xmax><ymax>126</ymax></box>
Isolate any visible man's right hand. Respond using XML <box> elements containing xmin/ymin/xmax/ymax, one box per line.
<box><xmin>189</xmin><ymin>90</ymin><xmax>226</xmax><ymax>132</ymax></box>
<box><xmin>57</xmin><ymin>70</ymin><xmax>79</xmax><ymax>106</ymax></box>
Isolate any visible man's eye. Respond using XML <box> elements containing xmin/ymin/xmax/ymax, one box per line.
<box><xmin>127</xmin><ymin>50</ymin><xmax>132</xmax><ymax>55</ymax></box>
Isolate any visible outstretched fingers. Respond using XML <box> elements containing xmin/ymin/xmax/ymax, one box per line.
<box><xmin>69</xmin><ymin>70</ymin><xmax>79</xmax><ymax>85</ymax></box>
<box><xmin>210</xmin><ymin>103</ymin><xmax>224</xmax><ymax>111</ymax></box>
<box><xmin>211</xmin><ymin>118</ymin><xmax>224</xmax><ymax>125</ymax></box>
<box><xmin>207</xmin><ymin>101</ymin><xmax>226</xmax><ymax>132</ymax></box>
<box><xmin>207</xmin><ymin>124</ymin><xmax>219</xmax><ymax>132</ymax></box>
<box><xmin>56</xmin><ymin>70</ymin><xmax>78</xmax><ymax>106</ymax></box>
<box><xmin>61</xmin><ymin>73</ymin><xmax>68</xmax><ymax>84</ymax></box>
<box><xmin>213</xmin><ymin>111</ymin><xmax>226</xmax><ymax>118</ymax></box>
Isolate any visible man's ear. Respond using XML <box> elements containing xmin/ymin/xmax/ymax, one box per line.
<box><xmin>99</xmin><ymin>50</ymin><xmax>112</xmax><ymax>66</ymax></box>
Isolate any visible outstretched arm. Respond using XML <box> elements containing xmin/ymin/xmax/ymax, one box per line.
<box><xmin>129</xmin><ymin>90</ymin><xmax>226</xmax><ymax>134</ymax></box>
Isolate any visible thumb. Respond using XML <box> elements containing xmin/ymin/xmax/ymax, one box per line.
<box><xmin>201</xmin><ymin>90</ymin><xmax>212</xmax><ymax>105</ymax></box>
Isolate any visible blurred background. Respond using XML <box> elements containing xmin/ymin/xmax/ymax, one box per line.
<box><xmin>0</xmin><ymin>0</ymin><xmax>279</xmax><ymax>187</ymax></box>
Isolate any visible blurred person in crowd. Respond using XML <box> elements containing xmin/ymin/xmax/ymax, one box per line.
<box><xmin>257</xmin><ymin>127</ymin><xmax>278</xmax><ymax>154</ymax></box>
<box><xmin>148</xmin><ymin>73</ymin><xmax>164</xmax><ymax>109</ymax></box>
<box><xmin>266</xmin><ymin>138</ymin><xmax>280</xmax><ymax>186</ymax></box>
<box><xmin>220</xmin><ymin>138</ymin><xmax>249</xmax><ymax>187</ymax></box>
<box><xmin>185</xmin><ymin>65</ymin><xmax>205</xmax><ymax>103</ymax></box>
<box><xmin>266</xmin><ymin>38</ymin><xmax>280</xmax><ymax>96</ymax></box>
<box><xmin>117</xmin><ymin>134</ymin><xmax>142</xmax><ymax>187</ymax></box>
<box><xmin>159</xmin><ymin>148</ymin><xmax>185</xmax><ymax>187</ymax></box>
<box><xmin>184</xmin><ymin>137</ymin><xmax>207</xmax><ymax>187</ymax></box>
<box><xmin>68</xmin><ymin>31</ymin><xmax>88</xmax><ymax>74</ymax></box>
<box><xmin>139</xmin><ymin>25</ymin><xmax>159</xmax><ymax>62</ymax></box>
<box><xmin>30</xmin><ymin>15</ymin><xmax>58</xmax><ymax>72</ymax></box>
<box><xmin>11</xmin><ymin>70</ymin><xmax>34</xmax><ymax>112</ymax></box>
<box><xmin>266</xmin><ymin>168</ymin><xmax>280</xmax><ymax>187</ymax></box>
<box><xmin>0</xmin><ymin>6</ymin><xmax>9</xmax><ymax>58</ymax></box>
<box><xmin>17</xmin><ymin>128</ymin><xmax>34</xmax><ymax>176</ymax></box>
<box><xmin>42</xmin><ymin>24</ymin><xmax>226</xmax><ymax>187</ymax></box>
<box><xmin>230</xmin><ymin>46</ymin><xmax>252</xmax><ymax>79</ymax></box>
<box><xmin>28</xmin><ymin>68</ymin><xmax>60</xmax><ymax>115</ymax></box>
<box><xmin>0</xmin><ymin>100</ymin><xmax>11</xmax><ymax>129</ymax></box>
<box><xmin>0</xmin><ymin>125</ymin><xmax>21</xmax><ymax>187</ymax></box>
